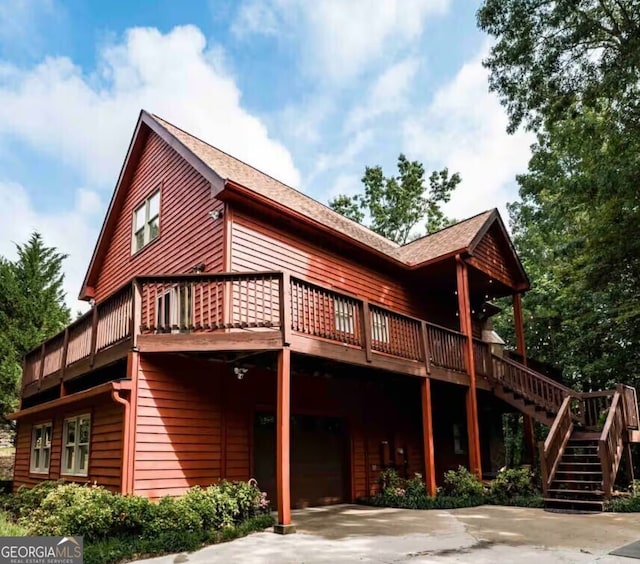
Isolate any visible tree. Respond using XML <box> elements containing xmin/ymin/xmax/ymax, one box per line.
<box><xmin>0</xmin><ymin>233</ymin><xmax>70</xmax><ymax>419</ymax></box>
<box><xmin>329</xmin><ymin>154</ymin><xmax>460</xmax><ymax>244</ymax></box>
<box><xmin>479</xmin><ymin>1</ymin><xmax>640</xmax><ymax>391</ymax></box>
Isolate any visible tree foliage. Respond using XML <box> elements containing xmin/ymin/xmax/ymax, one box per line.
<box><xmin>479</xmin><ymin>0</ymin><xmax>640</xmax><ymax>391</ymax></box>
<box><xmin>0</xmin><ymin>233</ymin><xmax>70</xmax><ymax>418</ymax></box>
<box><xmin>329</xmin><ymin>154</ymin><xmax>460</xmax><ymax>244</ymax></box>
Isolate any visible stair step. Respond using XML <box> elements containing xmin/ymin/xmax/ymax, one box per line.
<box><xmin>562</xmin><ymin>454</ymin><xmax>600</xmax><ymax>459</ymax></box>
<box><xmin>551</xmin><ymin>480</ymin><xmax>602</xmax><ymax>486</ymax></box>
<box><xmin>544</xmin><ymin>498</ymin><xmax>604</xmax><ymax>513</ymax></box>
<box><xmin>547</xmin><ymin>489</ymin><xmax>604</xmax><ymax>496</ymax></box>
<box><xmin>555</xmin><ymin>470</ymin><xmax>603</xmax><ymax>476</ymax></box>
<box><xmin>558</xmin><ymin>462</ymin><xmax>601</xmax><ymax>467</ymax></box>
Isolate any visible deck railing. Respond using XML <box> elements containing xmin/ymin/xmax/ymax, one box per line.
<box><xmin>22</xmin><ymin>284</ymin><xmax>133</xmax><ymax>389</ymax></box>
<box><xmin>425</xmin><ymin>323</ymin><xmax>467</xmax><ymax>372</ymax></box>
<box><xmin>600</xmin><ymin>391</ymin><xmax>625</xmax><ymax>499</ymax></box>
<box><xmin>539</xmin><ymin>395</ymin><xmax>573</xmax><ymax>496</ymax></box>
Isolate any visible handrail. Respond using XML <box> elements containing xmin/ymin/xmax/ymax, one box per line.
<box><xmin>599</xmin><ymin>392</ymin><xmax>625</xmax><ymax>499</ymax></box>
<box><xmin>540</xmin><ymin>395</ymin><xmax>573</xmax><ymax>495</ymax></box>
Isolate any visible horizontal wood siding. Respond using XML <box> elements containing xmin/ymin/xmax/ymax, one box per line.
<box><xmin>468</xmin><ymin>224</ymin><xmax>519</xmax><ymax>289</ymax></box>
<box><xmin>13</xmin><ymin>394</ymin><xmax>124</xmax><ymax>492</ymax></box>
<box><xmin>134</xmin><ymin>355</ymin><xmax>224</xmax><ymax>498</ymax></box>
<box><xmin>94</xmin><ymin>132</ymin><xmax>224</xmax><ymax>302</ymax></box>
<box><xmin>230</xmin><ymin>212</ymin><xmax>419</xmax><ymax>316</ymax></box>
<box><xmin>131</xmin><ymin>353</ymin><xmax>425</xmax><ymax>502</ymax></box>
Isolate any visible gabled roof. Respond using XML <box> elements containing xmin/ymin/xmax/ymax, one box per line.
<box><xmin>79</xmin><ymin>110</ymin><xmax>528</xmax><ymax>299</ymax></box>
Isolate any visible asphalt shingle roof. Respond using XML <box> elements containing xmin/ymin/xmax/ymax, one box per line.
<box><xmin>151</xmin><ymin>113</ymin><xmax>496</xmax><ymax>267</ymax></box>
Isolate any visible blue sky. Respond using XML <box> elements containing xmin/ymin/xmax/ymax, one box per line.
<box><xmin>0</xmin><ymin>0</ymin><xmax>532</xmax><ymax>309</ymax></box>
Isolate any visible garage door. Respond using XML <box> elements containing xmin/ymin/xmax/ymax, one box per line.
<box><xmin>253</xmin><ymin>413</ymin><xmax>348</xmax><ymax>508</ymax></box>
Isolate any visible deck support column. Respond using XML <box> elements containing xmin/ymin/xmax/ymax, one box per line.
<box><xmin>456</xmin><ymin>256</ymin><xmax>482</xmax><ymax>479</ymax></box>
<box><xmin>513</xmin><ymin>293</ymin><xmax>535</xmax><ymax>464</ymax></box>
<box><xmin>421</xmin><ymin>377</ymin><xmax>437</xmax><ymax>496</ymax></box>
<box><xmin>274</xmin><ymin>347</ymin><xmax>295</xmax><ymax>534</ymax></box>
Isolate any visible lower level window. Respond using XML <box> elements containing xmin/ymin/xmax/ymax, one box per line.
<box><xmin>30</xmin><ymin>423</ymin><xmax>52</xmax><ymax>474</ymax></box>
<box><xmin>62</xmin><ymin>415</ymin><xmax>91</xmax><ymax>476</ymax></box>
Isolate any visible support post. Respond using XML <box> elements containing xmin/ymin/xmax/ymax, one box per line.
<box><xmin>513</xmin><ymin>292</ymin><xmax>535</xmax><ymax>464</ymax></box>
<box><xmin>421</xmin><ymin>377</ymin><xmax>437</xmax><ymax>496</ymax></box>
<box><xmin>279</xmin><ymin>272</ymin><xmax>292</xmax><ymax>346</ymax></box>
<box><xmin>456</xmin><ymin>256</ymin><xmax>482</xmax><ymax>479</ymax></box>
<box><xmin>359</xmin><ymin>299</ymin><xmax>373</xmax><ymax>362</ymax></box>
<box><xmin>89</xmin><ymin>305</ymin><xmax>99</xmax><ymax>367</ymax></box>
<box><xmin>275</xmin><ymin>347</ymin><xmax>295</xmax><ymax>534</ymax></box>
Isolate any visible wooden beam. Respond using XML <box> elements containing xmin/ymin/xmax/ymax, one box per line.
<box><xmin>513</xmin><ymin>292</ymin><xmax>535</xmax><ymax>464</ymax></box>
<box><xmin>420</xmin><ymin>321</ymin><xmax>431</xmax><ymax>374</ymax></box>
<box><xmin>421</xmin><ymin>377</ymin><xmax>437</xmax><ymax>496</ymax></box>
<box><xmin>89</xmin><ymin>305</ymin><xmax>99</xmax><ymax>367</ymax></box>
<box><xmin>136</xmin><ymin>331</ymin><xmax>283</xmax><ymax>353</ymax></box>
<box><xmin>280</xmin><ymin>272</ymin><xmax>292</xmax><ymax>346</ymax></box>
<box><xmin>131</xmin><ymin>280</ymin><xmax>142</xmax><ymax>347</ymax></box>
<box><xmin>275</xmin><ymin>347</ymin><xmax>295</xmax><ymax>533</ymax></box>
<box><xmin>360</xmin><ymin>299</ymin><xmax>373</xmax><ymax>363</ymax></box>
<box><xmin>456</xmin><ymin>256</ymin><xmax>482</xmax><ymax>479</ymax></box>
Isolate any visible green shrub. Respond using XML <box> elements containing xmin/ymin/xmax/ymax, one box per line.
<box><xmin>442</xmin><ymin>466</ymin><xmax>485</xmax><ymax>497</ymax></box>
<box><xmin>2</xmin><ymin>480</ymin><xmax>65</xmax><ymax>518</ymax></box>
<box><xmin>378</xmin><ymin>468</ymin><xmax>402</xmax><ymax>492</ymax></box>
<box><xmin>490</xmin><ymin>468</ymin><xmax>536</xmax><ymax>500</ymax></box>
<box><xmin>26</xmin><ymin>483</ymin><xmax>120</xmax><ymax>541</ymax></box>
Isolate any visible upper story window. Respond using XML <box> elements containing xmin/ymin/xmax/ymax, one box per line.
<box><xmin>62</xmin><ymin>414</ymin><xmax>91</xmax><ymax>476</ymax></box>
<box><xmin>371</xmin><ymin>310</ymin><xmax>390</xmax><ymax>343</ymax></box>
<box><xmin>30</xmin><ymin>422</ymin><xmax>52</xmax><ymax>474</ymax></box>
<box><xmin>132</xmin><ymin>190</ymin><xmax>160</xmax><ymax>253</ymax></box>
<box><xmin>334</xmin><ymin>299</ymin><xmax>355</xmax><ymax>335</ymax></box>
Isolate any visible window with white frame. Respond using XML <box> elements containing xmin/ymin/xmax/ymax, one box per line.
<box><xmin>132</xmin><ymin>190</ymin><xmax>160</xmax><ymax>253</ymax></box>
<box><xmin>62</xmin><ymin>415</ymin><xmax>91</xmax><ymax>476</ymax></box>
<box><xmin>156</xmin><ymin>285</ymin><xmax>193</xmax><ymax>332</ymax></box>
<box><xmin>334</xmin><ymin>299</ymin><xmax>355</xmax><ymax>335</ymax></box>
<box><xmin>371</xmin><ymin>310</ymin><xmax>390</xmax><ymax>343</ymax></box>
<box><xmin>30</xmin><ymin>422</ymin><xmax>52</xmax><ymax>474</ymax></box>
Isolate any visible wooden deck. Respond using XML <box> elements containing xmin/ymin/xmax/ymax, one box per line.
<box><xmin>21</xmin><ymin>271</ymin><xmax>494</xmax><ymax>398</ymax></box>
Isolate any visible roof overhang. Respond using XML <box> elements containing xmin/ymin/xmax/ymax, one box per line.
<box><xmin>8</xmin><ymin>380</ymin><xmax>131</xmax><ymax>420</ymax></box>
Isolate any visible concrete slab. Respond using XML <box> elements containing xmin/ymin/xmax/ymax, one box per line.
<box><xmin>134</xmin><ymin>505</ymin><xmax>640</xmax><ymax>564</ymax></box>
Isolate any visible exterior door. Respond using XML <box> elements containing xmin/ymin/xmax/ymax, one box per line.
<box><xmin>253</xmin><ymin>412</ymin><xmax>348</xmax><ymax>508</ymax></box>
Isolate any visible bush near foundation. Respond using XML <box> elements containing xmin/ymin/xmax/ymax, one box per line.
<box><xmin>607</xmin><ymin>481</ymin><xmax>640</xmax><ymax>512</ymax></box>
<box><xmin>363</xmin><ymin>467</ymin><xmax>544</xmax><ymax>510</ymax></box>
<box><xmin>0</xmin><ymin>480</ymin><xmax>273</xmax><ymax>564</ymax></box>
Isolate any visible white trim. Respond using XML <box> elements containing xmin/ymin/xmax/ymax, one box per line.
<box><xmin>61</xmin><ymin>414</ymin><xmax>91</xmax><ymax>477</ymax></box>
<box><xmin>334</xmin><ymin>299</ymin><xmax>355</xmax><ymax>335</ymax></box>
<box><xmin>30</xmin><ymin>422</ymin><xmax>52</xmax><ymax>474</ymax></box>
<box><xmin>371</xmin><ymin>310</ymin><xmax>390</xmax><ymax>343</ymax></box>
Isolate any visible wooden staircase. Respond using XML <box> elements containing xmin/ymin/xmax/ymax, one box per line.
<box><xmin>483</xmin><ymin>353</ymin><xmax>639</xmax><ymax>512</ymax></box>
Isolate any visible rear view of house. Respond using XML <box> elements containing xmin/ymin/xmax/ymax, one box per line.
<box><xmin>11</xmin><ymin>111</ymin><xmax>639</xmax><ymax>531</ymax></box>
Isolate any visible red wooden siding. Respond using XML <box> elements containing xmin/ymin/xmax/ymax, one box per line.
<box><xmin>132</xmin><ymin>353</ymin><xmax>424</xmax><ymax>501</ymax></box>
<box><xmin>14</xmin><ymin>395</ymin><xmax>124</xmax><ymax>492</ymax></box>
<box><xmin>94</xmin><ymin>132</ymin><xmax>224</xmax><ymax>302</ymax></box>
<box><xmin>134</xmin><ymin>355</ymin><xmax>224</xmax><ymax>498</ymax></box>
<box><xmin>230</xmin><ymin>212</ymin><xmax>420</xmax><ymax>316</ymax></box>
<box><xmin>468</xmin><ymin>224</ymin><xmax>520</xmax><ymax>289</ymax></box>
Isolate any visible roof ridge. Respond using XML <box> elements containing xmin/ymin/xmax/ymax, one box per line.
<box><xmin>149</xmin><ymin>112</ymin><xmax>399</xmax><ymax>249</ymax></box>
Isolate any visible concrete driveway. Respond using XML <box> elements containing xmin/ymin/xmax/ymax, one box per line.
<box><xmin>135</xmin><ymin>504</ymin><xmax>640</xmax><ymax>563</ymax></box>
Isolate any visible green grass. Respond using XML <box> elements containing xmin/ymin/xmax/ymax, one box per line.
<box><xmin>0</xmin><ymin>511</ymin><xmax>27</xmax><ymax>536</ymax></box>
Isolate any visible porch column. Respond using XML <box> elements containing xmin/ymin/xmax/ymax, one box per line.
<box><xmin>421</xmin><ymin>377</ymin><xmax>437</xmax><ymax>496</ymax></box>
<box><xmin>275</xmin><ymin>347</ymin><xmax>295</xmax><ymax>534</ymax></box>
<box><xmin>513</xmin><ymin>293</ymin><xmax>535</xmax><ymax>464</ymax></box>
<box><xmin>456</xmin><ymin>256</ymin><xmax>482</xmax><ymax>479</ymax></box>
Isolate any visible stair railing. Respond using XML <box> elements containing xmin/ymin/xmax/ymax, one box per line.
<box><xmin>539</xmin><ymin>395</ymin><xmax>574</xmax><ymax>496</ymax></box>
<box><xmin>599</xmin><ymin>391</ymin><xmax>626</xmax><ymax>499</ymax></box>
<box><xmin>490</xmin><ymin>355</ymin><xmax>575</xmax><ymax>415</ymax></box>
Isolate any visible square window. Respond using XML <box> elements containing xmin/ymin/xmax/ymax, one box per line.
<box><xmin>132</xmin><ymin>189</ymin><xmax>161</xmax><ymax>253</ymax></box>
<box><xmin>62</xmin><ymin>415</ymin><xmax>90</xmax><ymax>476</ymax></box>
<box><xmin>30</xmin><ymin>422</ymin><xmax>52</xmax><ymax>474</ymax></box>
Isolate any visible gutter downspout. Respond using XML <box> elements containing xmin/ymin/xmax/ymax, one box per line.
<box><xmin>111</xmin><ymin>383</ymin><xmax>132</xmax><ymax>495</ymax></box>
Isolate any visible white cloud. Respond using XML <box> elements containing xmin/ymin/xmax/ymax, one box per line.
<box><xmin>345</xmin><ymin>57</ymin><xmax>419</xmax><ymax>133</ymax></box>
<box><xmin>0</xmin><ymin>25</ymin><xmax>302</xmax><ymax>308</ymax></box>
<box><xmin>233</xmin><ymin>0</ymin><xmax>449</xmax><ymax>81</ymax></box>
<box><xmin>0</xmin><ymin>182</ymin><xmax>102</xmax><ymax>312</ymax></box>
<box><xmin>403</xmin><ymin>49</ymin><xmax>533</xmax><ymax>223</ymax></box>
<box><xmin>0</xmin><ymin>25</ymin><xmax>300</xmax><ymax>188</ymax></box>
